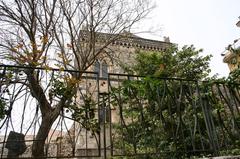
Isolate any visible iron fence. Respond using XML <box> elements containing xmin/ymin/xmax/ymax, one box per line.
<box><xmin>108</xmin><ymin>73</ymin><xmax>240</xmax><ymax>158</ymax></box>
<box><xmin>0</xmin><ymin>65</ymin><xmax>239</xmax><ymax>158</ymax></box>
<box><xmin>0</xmin><ymin>65</ymin><xmax>103</xmax><ymax>158</ymax></box>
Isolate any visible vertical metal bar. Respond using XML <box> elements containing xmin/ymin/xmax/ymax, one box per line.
<box><xmin>85</xmin><ymin>121</ymin><xmax>88</xmax><ymax>157</ymax></box>
<box><xmin>103</xmin><ymin>100</ymin><xmax>107</xmax><ymax>159</ymax></box>
<box><xmin>100</xmin><ymin>93</ymin><xmax>107</xmax><ymax>159</ymax></box>
<box><xmin>1</xmin><ymin>117</ymin><xmax>10</xmax><ymax>159</ymax></box>
<box><xmin>97</xmin><ymin>72</ymin><xmax>101</xmax><ymax>157</ymax></box>
<box><xmin>196</xmin><ymin>81</ymin><xmax>217</xmax><ymax>153</ymax></box>
<box><xmin>108</xmin><ymin>74</ymin><xmax>113</xmax><ymax>157</ymax></box>
<box><xmin>117</xmin><ymin>75</ymin><xmax>126</xmax><ymax>155</ymax></box>
<box><xmin>175</xmin><ymin>80</ymin><xmax>183</xmax><ymax>137</ymax></box>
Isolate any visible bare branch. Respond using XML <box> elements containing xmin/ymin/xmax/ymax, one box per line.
<box><xmin>0</xmin><ymin>0</ymin><xmax>152</xmax><ymax>157</ymax></box>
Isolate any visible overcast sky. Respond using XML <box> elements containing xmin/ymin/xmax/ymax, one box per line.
<box><xmin>137</xmin><ymin>0</ymin><xmax>240</xmax><ymax>77</ymax></box>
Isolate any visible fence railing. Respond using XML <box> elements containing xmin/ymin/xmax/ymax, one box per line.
<box><xmin>0</xmin><ymin>65</ymin><xmax>102</xmax><ymax>158</ymax></box>
<box><xmin>0</xmin><ymin>65</ymin><xmax>239</xmax><ymax>158</ymax></box>
<box><xmin>108</xmin><ymin>73</ymin><xmax>240</xmax><ymax>158</ymax></box>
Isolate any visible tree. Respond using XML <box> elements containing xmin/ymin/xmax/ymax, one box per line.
<box><xmin>128</xmin><ymin>45</ymin><xmax>212</xmax><ymax>79</ymax></box>
<box><xmin>0</xmin><ymin>0</ymin><xmax>151</xmax><ymax>157</ymax></box>
<box><xmin>110</xmin><ymin>45</ymin><xmax>216</xmax><ymax>158</ymax></box>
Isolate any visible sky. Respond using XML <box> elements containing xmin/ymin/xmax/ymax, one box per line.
<box><xmin>138</xmin><ymin>0</ymin><xmax>240</xmax><ymax>77</ymax></box>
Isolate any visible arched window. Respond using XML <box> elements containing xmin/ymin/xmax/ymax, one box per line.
<box><xmin>102</xmin><ymin>61</ymin><xmax>108</xmax><ymax>78</ymax></box>
<box><xmin>94</xmin><ymin>60</ymin><xmax>100</xmax><ymax>77</ymax></box>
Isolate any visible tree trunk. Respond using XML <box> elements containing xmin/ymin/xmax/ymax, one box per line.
<box><xmin>32</xmin><ymin>112</ymin><xmax>57</xmax><ymax>158</ymax></box>
<box><xmin>24</xmin><ymin>70</ymin><xmax>58</xmax><ymax>158</ymax></box>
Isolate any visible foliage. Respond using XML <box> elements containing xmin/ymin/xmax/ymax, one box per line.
<box><xmin>128</xmin><ymin>45</ymin><xmax>212</xmax><ymax>79</ymax></box>
<box><xmin>111</xmin><ymin>45</ymin><xmax>240</xmax><ymax>158</ymax></box>
<box><xmin>111</xmin><ymin>78</ymin><xmax>212</xmax><ymax>158</ymax></box>
<box><xmin>50</xmin><ymin>76</ymin><xmax>99</xmax><ymax>133</ymax></box>
<box><xmin>228</xmin><ymin>68</ymin><xmax>240</xmax><ymax>83</ymax></box>
<box><xmin>49</xmin><ymin>76</ymin><xmax>78</xmax><ymax>101</ymax></box>
<box><xmin>70</xmin><ymin>94</ymin><xmax>99</xmax><ymax>134</ymax></box>
<box><xmin>111</xmin><ymin>77</ymin><xmax>240</xmax><ymax>157</ymax></box>
<box><xmin>0</xmin><ymin>0</ymin><xmax>152</xmax><ymax>156</ymax></box>
<box><xmin>111</xmin><ymin>45</ymin><xmax>213</xmax><ymax>157</ymax></box>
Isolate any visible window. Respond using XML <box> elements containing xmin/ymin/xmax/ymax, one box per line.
<box><xmin>102</xmin><ymin>61</ymin><xmax>108</xmax><ymax>78</ymax></box>
<box><xmin>94</xmin><ymin>60</ymin><xmax>100</xmax><ymax>77</ymax></box>
<box><xmin>99</xmin><ymin>104</ymin><xmax>110</xmax><ymax>124</ymax></box>
<box><xmin>93</xmin><ymin>60</ymin><xmax>109</xmax><ymax>78</ymax></box>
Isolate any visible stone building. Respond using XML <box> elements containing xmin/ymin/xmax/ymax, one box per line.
<box><xmin>223</xmin><ymin>46</ymin><xmax>240</xmax><ymax>72</ymax></box>
<box><xmin>62</xmin><ymin>31</ymin><xmax>173</xmax><ymax>158</ymax></box>
<box><xmin>0</xmin><ymin>31</ymin><xmax>172</xmax><ymax>158</ymax></box>
<box><xmin>223</xmin><ymin>18</ymin><xmax>240</xmax><ymax>73</ymax></box>
<box><xmin>84</xmin><ymin>31</ymin><xmax>171</xmax><ymax>77</ymax></box>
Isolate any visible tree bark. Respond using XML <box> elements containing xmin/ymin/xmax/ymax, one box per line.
<box><xmin>32</xmin><ymin>112</ymin><xmax>58</xmax><ymax>158</ymax></box>
<box><xmin>25</xmin><ymin>70</ymin><xmax>61</xmax><ymax>158</ymax></box>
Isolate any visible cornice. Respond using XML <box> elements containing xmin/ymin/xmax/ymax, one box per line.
<box><xmin>80</xmin><ymin>30</ymin><xmax>172</xmax><ymax>51</ymax></box>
